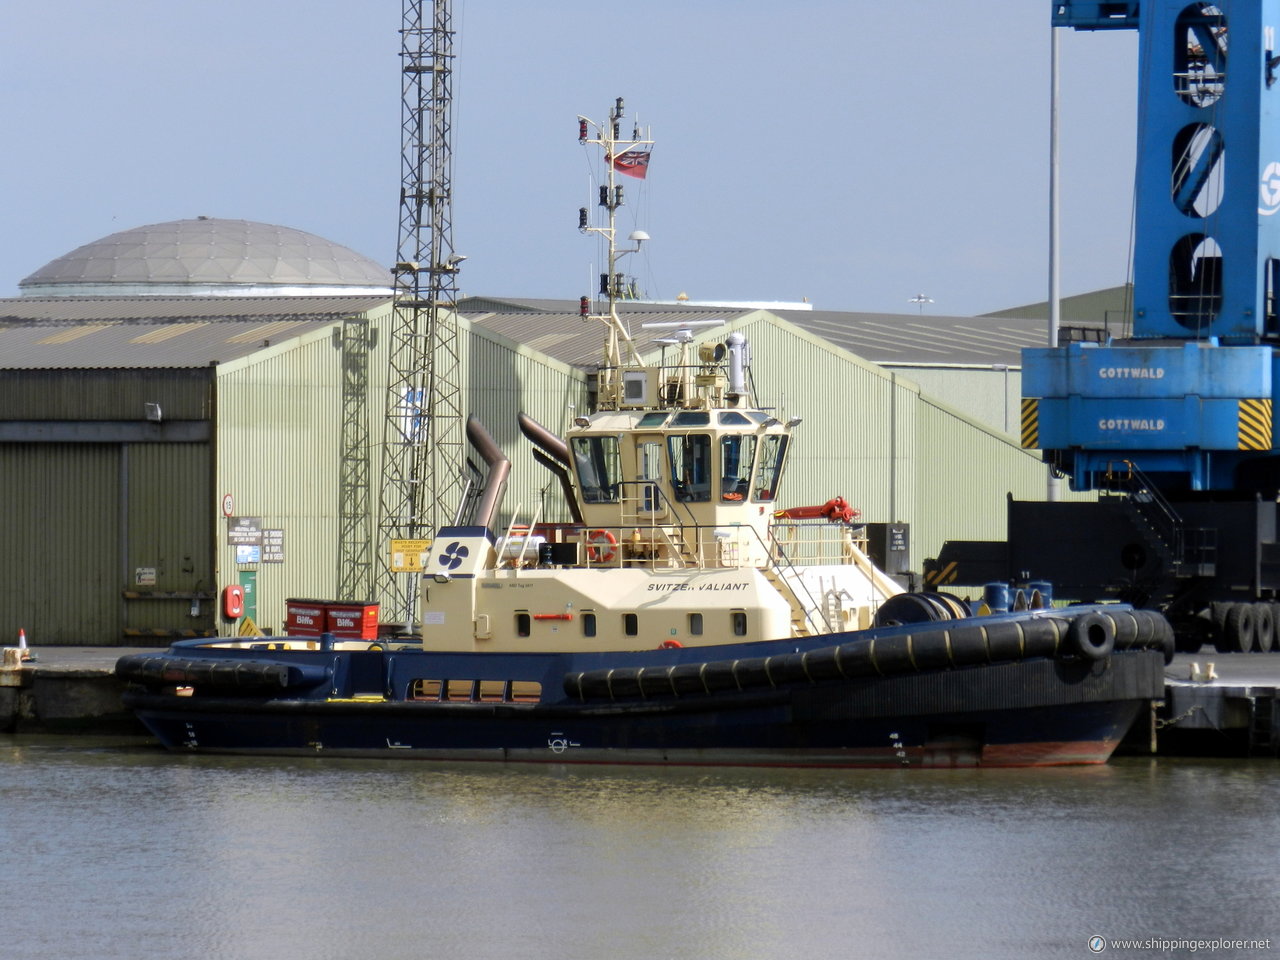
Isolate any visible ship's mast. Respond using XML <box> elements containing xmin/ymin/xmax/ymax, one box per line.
<box><xmin>577</xmin><ymin>97</ymin><xmax>653</xmax><ymax>409</ymax></box>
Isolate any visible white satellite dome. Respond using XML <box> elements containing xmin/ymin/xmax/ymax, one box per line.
<box><xmin>19</xmin><ymin>217</ymin><xmax>393</xmax><ymax>297</ymax></box>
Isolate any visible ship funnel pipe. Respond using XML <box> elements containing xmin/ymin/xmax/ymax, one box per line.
<box><xmin>517</xmin><ymin>412</ymin><xmax>571</xmax><ymax>465</ymax></box>
<box><xmin>726</xmin><ymin>332</ymin><xmax>747</xmax><ymax>396</ymax></box>
<box><xmin>532</xmin><ymin>448</ymin><xmax>585</xmax><ymax>524</ymax></box>
<box><xmin>466</xmin><ymin>415</ymin><xmax>510</xmax><ymax>529</ymax></box>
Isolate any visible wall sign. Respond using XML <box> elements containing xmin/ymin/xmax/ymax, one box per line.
<box><xmin>262</xmin><ymin>529</ymin><xmax>285</xmax><ymax>563</ymax></box>
<box><xmin>227</xmin><ymin>517</ymin><xmax>262</xmax><ymax>547</ymax></box>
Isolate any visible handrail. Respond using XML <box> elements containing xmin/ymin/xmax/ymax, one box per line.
<box><xmin>758</xmin><ymin>523</ymin><xmax>833</xmax><ymax>633</ymax></box>
<box><xmin>1105</xmin><ymin>459</ymin><xmax>1187</xmax><ymax>564</ymax></box>
<box><xmin>612</xmin><ymin>478</ymin><xmax>701</xmax><ymax>527</ymax></box>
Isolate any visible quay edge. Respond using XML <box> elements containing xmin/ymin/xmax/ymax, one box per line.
<box><xmin>0</xmin><ymin>647</ymin><xmax>150</xmax><ymax>735</ymax></box>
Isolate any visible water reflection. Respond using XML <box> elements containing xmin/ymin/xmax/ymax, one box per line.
<box><xmin>2</xmin><ymin>738</ymin><xmax>1278</xmax><ymax>960</ymax></box>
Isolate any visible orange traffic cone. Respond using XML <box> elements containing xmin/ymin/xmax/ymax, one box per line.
<box><xmin>17</xmin><ymin>628</ymin><xmax>31</xmax><ymax>662</ymax></box>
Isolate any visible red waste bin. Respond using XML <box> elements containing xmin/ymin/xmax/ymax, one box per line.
<box><xmin>325</xmin><ymin>602</ymin><xmax>380</xmax><ymax>640</ymax></box>
<box><xmin>284</xmin><ymin>599</ymin><xmax>326</xmax><ymax>637</ymax></box>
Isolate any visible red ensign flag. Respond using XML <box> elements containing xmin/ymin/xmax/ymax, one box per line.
<box><xmin>609</xmin><ymin>149</ymin><xmax>651</xmax><ymax>179</ymax></box>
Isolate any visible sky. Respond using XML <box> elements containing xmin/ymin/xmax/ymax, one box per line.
<box><xmin>0</xmin><ymin>1</ymin><xmax>1139</xmax><ymax>316</ymax></box>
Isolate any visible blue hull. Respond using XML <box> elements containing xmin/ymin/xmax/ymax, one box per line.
<box><xmin>118</xmin><ymin>610</ymin><xmax>1170</xmax><ymax>768</ymax></box>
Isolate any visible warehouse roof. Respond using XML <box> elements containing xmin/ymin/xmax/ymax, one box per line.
<box><xmin>772</xmin><ymin>309</ymin><xmax>1060</xmax><ymax>367</ymax></box>
<box><xmin>462</xmin><ymin>304</ymin><xmax>756</xmax><ymax>367</ymax></box>
<box><xmin>457</xmin><ymin>296</ymin><xmax>1079</xmax><ymax>368</ymax></box>
<box><xmin>0</xmin><ymin>296</ymin><xmax>386</xmax><ymax>369</ymax></box>
<box><xmin>0</xmin><ymin>291</ymin><xmax>1114</xmax><ymax>371</ymax></box>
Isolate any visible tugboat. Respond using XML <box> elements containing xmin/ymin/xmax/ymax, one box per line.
<box><xmin>117</xmin><ymin>101</ymin><xmax>1172</xmax><ymax>767</ymax></box>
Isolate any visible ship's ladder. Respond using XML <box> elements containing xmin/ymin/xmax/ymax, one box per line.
<box><xmin>761</xmin><ymin>564</ymin><xmax>822</xmax><ymax>637</ymax></box>
<box><xmin>1248</xmin><ymin>693</ymin><xmax>1278</xmax><ymax>757</ymax></box>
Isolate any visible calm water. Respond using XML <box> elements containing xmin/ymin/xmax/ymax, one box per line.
<box><xmin>1</xmin><ymin>737</ymin><xmax>1278</xmax><ymax>960</ymax></box>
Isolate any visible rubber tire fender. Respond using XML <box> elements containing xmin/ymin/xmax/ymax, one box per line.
<box><xmin>1108</xmin><ymin>610</ymin><xmax>1140</xmax><ymax>650</ymax></box>
<box><xmin>1157</xmin><ymin>618</ymin><xmax>1177</xmax><ymax>664</ymax></box>
<box><xmin>1067</xmin><ymin>612</ymin><xmax>1115</xmax><ymax>661</ymax></box>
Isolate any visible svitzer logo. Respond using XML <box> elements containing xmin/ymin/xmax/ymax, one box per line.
<box><xmin>438</xmin><ymin>542</ymin><xmax>469</xmax><ymax>570</ymax></box>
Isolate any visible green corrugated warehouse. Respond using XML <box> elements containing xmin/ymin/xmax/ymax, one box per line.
<box><xmin>0</xmin><ymin>217</ymin><xmax>1091</xmax><ymax>645</ymax></box>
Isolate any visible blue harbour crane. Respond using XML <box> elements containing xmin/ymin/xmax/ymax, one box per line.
<box><xmin>939</xmin><ymin>2</ymin><xmax>1280</xmax><ymax>651</ymax></box>
<box><xmin>1027</xmin><ymin>1</ymin><xmax>1280</xmax><ymax>495</ymax></box>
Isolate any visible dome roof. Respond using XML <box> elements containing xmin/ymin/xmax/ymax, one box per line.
<box><xmin>20</xmin><ymin>217</ymin><xmax>392</xmax><ymax>296</ymax></box>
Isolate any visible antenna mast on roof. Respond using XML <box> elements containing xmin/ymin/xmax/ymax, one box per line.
<box><xmin>374</xmin><ymin>0</ymin><xmax>465</xmax><ymax>622</ymax></box>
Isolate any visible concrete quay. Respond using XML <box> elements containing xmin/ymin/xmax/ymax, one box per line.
<box><xmin>1</xmin><ymin>645</ymin><xmax>152</xmax><ymax>735</ymax></box>
<box><xmin>1159</xmin><ymin>652</ymin><xmax>1280</xmax><ymax>756</ymax></box>
<box><xmin>4</xmin><ymin>645</ymin><xmax>1280</xmax><ymax>755</ymax></box>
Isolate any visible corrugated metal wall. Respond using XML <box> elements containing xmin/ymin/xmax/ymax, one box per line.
<box><xmin>909</xmin><ymin>396</ymin><xmax>1088</xmax><ymax>569</ymax></box>
<box><xmin>212</xmin><ymin>307</ymin><xmax>590</xmax><ymax>635</ymax></box>
<box><xmin>687</xmin><ymin>313</ymin><xmax>1084</xmax><ymax>572</ymax></box>
<box><xmin>463</xmin><ymin>319</ymin><xmax>590</xmax><ymax>525</ymax></box>
<box><xmin>890</xmin><ymin>366</ymin><xmax>1022</xmax><ymax>439</ymax></box>
<box><xmin>0</xmin><ymin>369</ymin><xmax>211</xmax><ymax>420</ymax></box>
<box><xmin>0</xmin><ymin>444</ymin><xmax>120</xmax><ymax>644</ymax></box>
<box><xmin>0</xmin><ymin>439</ymin><xmax>212</xmax><ymax>645</ymax></box>
<box><xmin>725</xmin><ymin>313</ymin><xmax>913</xmax><ymax>524</ymax></box>
<box><xmin>215</xmin><ymin>324</ymin><xmax>349</xmax><ymax>627</ymax></box>
<box><xmin>122</xmin><ymin>442</ymin><xmax>213</xmax><ymax>635</ymax></box>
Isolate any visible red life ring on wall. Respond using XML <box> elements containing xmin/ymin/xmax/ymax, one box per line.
<box><xmin>585</xmin><ymin>529</ymin><xmax>618</xmax><ymax>562</ymax></box>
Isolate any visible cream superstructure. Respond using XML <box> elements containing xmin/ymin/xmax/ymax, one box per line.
<box><xmin>418</xmin><ymin>98</ymin><xmax>902</xmax><ymax>652</ymax></box>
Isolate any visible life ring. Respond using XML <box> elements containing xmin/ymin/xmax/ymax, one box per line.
<box><xmin>1067</xmin><ymin>612</ymin><xmax>1115</xmax><ymax>661</ymax></box>
<box><xmin>660</xmin><ymin>639</ymin><xmax>683</xmax><ymax>649</ymax></box>
<box><xmin>585</xmin><ymin>529</ymin><xmax>618</xmax><ymax>563</ymax></box>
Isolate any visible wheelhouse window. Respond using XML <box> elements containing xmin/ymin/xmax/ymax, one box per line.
<box><xmin>730</xmin><ymin>610</ymin><xmax>748</xmax><ymax>636</ymax></box>
<box><xmin>671</xmin><ymin>411</ymin><xmax>710</xmax><ymax>427</ymax></box>
<box><xmin>572</xmin><ymin>435</ymin><xmax>622</xmax><ymax>503</ymax></box>
<box><xmin>623</xmin><ymin>613</ymin><xmax>639</xmax><ymax>636</ymax></box>
<box><xmin>688</xmin><ymin>612</ymin><xmax>704</xmax><ymax>636</ymax></box>
<box><xmin>668</xmin><ymin>434</ymin><xmax>712</xmax><ymax>502</ymax></box>
<box><xmin>754</xmin><ymin>434</ymin><xmax>789</xmax><ymax>502</ymax></box>
<box><xmin>719</xmin><ymin>434</ymin><xmax>756</xmax><ymax>502</ymax></box>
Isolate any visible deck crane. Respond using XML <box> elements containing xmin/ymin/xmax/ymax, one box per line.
<box><xmin>373</xmin><ymin>0</ymin><xmax>466</xmax><ymax>625</ymax></box>
<box><xmin>932</xmin><ymin>2</ymin><xmax>1280</xmax><ymax>652</ymax></box>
